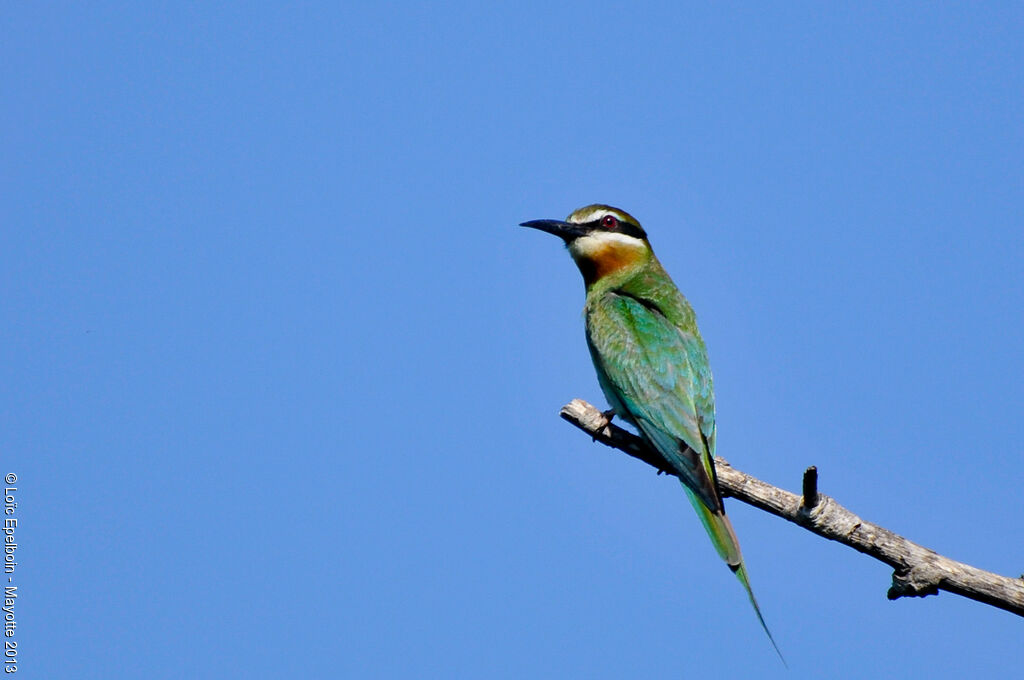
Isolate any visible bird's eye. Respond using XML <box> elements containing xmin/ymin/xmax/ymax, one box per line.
<box><xmin>601</xmin><ymin>215</ymin><xmax>618</xmax><ymax>229</ymax></box>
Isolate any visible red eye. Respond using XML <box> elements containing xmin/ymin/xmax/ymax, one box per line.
<box><xmin>601</xmin><ymin>214</ymin><xmax>618</xmax><ymax>228</ymax></box>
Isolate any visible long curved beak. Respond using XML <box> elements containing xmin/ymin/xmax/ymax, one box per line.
<box><xmin>519</xmin><ymin>219</ymin><xmax>586</xmax><ymax>241</ymax></box>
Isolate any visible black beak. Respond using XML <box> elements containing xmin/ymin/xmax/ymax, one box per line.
<box><xmin>519</xmin><ymin>219</ymin><xmax>586</xmax><ymax>241</ymax></box>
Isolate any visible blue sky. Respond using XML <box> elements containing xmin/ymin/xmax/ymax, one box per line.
<box><xmin>3</xmin><ymin>2</ymin><xmax>1023</xmax><ymax>678</ymax></box>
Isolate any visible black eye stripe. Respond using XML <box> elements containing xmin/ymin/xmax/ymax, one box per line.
<box><xmin>586</xmin><ymin>217</ymin><xmax>647</xmax><ymax>240</ymax></box>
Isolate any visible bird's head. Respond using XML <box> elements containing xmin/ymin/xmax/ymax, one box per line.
<box><xmin>520</xmin><ymin>204</ymin><xmax>651</xmax><ymax>286</ymax></box>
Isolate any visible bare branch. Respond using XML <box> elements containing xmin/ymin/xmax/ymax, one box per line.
<box><xmin>560</xmin><ymin>398</ymin><xmax>1024</xmax><ymax>618</ymax></box>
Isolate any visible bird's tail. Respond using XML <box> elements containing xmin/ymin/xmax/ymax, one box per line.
<box><xmin>683</xmin><ymin>485</ymin><xmax>787</xmax><ymax>666</ymax></box>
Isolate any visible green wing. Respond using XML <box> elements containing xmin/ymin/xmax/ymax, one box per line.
<box><xmin>585</xmin><ymin>291</ymin><xmax>720</xmax><ymax>511</ymax></box>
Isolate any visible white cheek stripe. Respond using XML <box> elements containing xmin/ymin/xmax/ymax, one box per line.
<box><xmin>569</xmin><ymin>231</ymin><xmax>645</xmax><ymax>259</ymax></box>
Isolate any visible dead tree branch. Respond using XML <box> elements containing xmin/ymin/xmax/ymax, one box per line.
<box><xmin>560</xmin><ymin>398</ymin><xmax>1024</xmax><ymax>618</ymax></box>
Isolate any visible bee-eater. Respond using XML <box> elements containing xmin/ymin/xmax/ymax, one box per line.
<box><xmin>522</xmin><ymin>204</ymin><xmax>783</xmax><ymax>660</ymax></box>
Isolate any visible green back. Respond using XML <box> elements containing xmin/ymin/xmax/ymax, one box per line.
<box><xmin>584</xmin><ymin>257</ymin><xmax>720</xmax><ymax>511</ymax></box>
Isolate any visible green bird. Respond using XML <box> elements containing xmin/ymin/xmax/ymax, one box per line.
<box><xmin>522</xmin><ymin>204</ymin><xmax>783</xmax><ymax>661</ymax></box>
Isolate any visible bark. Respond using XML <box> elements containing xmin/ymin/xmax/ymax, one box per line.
<box><xmin>559</xmin><ymin>398</ymin><xmax>1024</xmax><ymax>618</ymax></box>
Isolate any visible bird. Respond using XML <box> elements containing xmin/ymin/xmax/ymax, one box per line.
<box><xmin>521</xmin><ymin>204</ymin><xmax>784</xmax><ymax>661</ymax></box>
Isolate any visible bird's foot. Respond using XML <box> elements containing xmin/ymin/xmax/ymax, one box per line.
<box><xmin>592</xmin><ymin>409</ymin><xmax>616</xmax><ymax>441</ymax></box>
